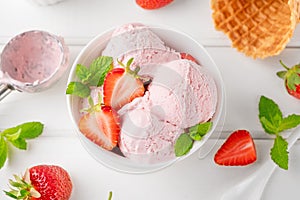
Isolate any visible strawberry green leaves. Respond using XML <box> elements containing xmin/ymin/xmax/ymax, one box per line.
<box><xmin>259</xmin><ymin>96</ymin><xmax>300</xmax><ymax>170</ymax></box>
<box><xmin>175</xmin><ymin>122</ymin><xmax>212</xmax><ymax>156</ymax></box>
<box><xmin>277</xmin><ymin>61</ymin><xmax>300</xmax><ymax>99</ymax></box>
<box><xmin>0</xmin><ymin>122</ymin><xmax>44</xmax><ymax>169</ymax></box>
<box><xmin>66</xmin><ymin>56</ymin><xmax>113</xmax><ymax>98</ymax></box>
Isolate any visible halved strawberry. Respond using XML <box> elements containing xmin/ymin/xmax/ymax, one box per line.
<box><xmin>277</xmin><ymin>61</ymin><xmax>300</xmax><ymax>99</ymax></box>
<box><xmin>136</xmin><ymin>0</ymin><xmax>173</xmax><ymax>10</ymax></box>
<box><xmin>79</xmin><ymin>105</ymin><xmax>120</xmax><ymax>150</ymax></box>
<box><xmin>103</xmin><ymin>58</ymin><xmax>145</xmax><ymax>110</ymax></box>
<box><xmin>180</xmin><ymin>52</ymin><xmax>199</xmax><ymax>64</ymax></box>
<box><xmin>214</xmin><ymin>130</ymin><xmax>257</xmax><ymax>166</ymax></box>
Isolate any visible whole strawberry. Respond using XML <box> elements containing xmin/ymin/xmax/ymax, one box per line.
<box><xmin>136</xmin><ymin>0</ymin><xmax>173</xmax><ymax>10</ymax></box>
<box><xmin>5</xmin><ymin>165</ymin><xmax>72</xmax><ymax>200</ymax></box>
<box><xmin>277</xmin><ymin>60</ymin><xmax>300</xmax><ymax>99</ymax></box>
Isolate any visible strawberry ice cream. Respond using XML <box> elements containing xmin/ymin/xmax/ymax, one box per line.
<box><xmin>81</xmin><ymin>23</ymin><xmax>218</xmax><ymax>164</ymax></box>
<box><xmin>102</xmin><ymin>23</ymin><xmax>175</xmax><ymax>58</ymax></box>
<box><xmin>118</xmin><ymin>59</ymin><xmax>217</xmax><ymax>163</ymax></box>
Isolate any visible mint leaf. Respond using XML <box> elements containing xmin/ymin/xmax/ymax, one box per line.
<box><xmin>66</xmin><ymin>82</ymin><xmax>91</xmax><ymax>98</ymax></box>
<box><xmin>66</xmin><ymin>56</ymin><xmax>113</xmax><ymax>98</ymax></box>
<box><xmin>0</xmin><ymin>135</ymin><xmax>8</xmax><ymax>169</ymax></box>
<box><xmin>88</xmin><ymin>56</ymin><xmax>113</xmax><ymax>86</ymax></box>
<box><xmin>259</xmin><ymin>96</ymin><xmax>283</xmax><ymax>134</ymax></box>
<box><xmin>189</xmin><ymin>122</ymin><xmax>212</xmax><ymax>141</ymax></box>
<box><xmin>76</xmin><ymin>64</ymin><xmax>91</xmax><ymax>84</ymax></box>
<box><xmin>175</xmin><ymin>133</ymin><xmax>193</xmax><ymax>156</ymax></box>
<box><xmin>9</xmin><ymin>138</ymin><xmax>27</xmax><ymax>150</ymax></box>
<box><xmin>279</xmin><ymin>114</ymin><xmax>300</xmax><ymax>132</ymax></box>
<box><xmin>3</xmin><ymin>129</ymin><xmax>21</xmax><ymax>141</ymax></box>
<box><xmin>3</xmin><ymin>122</ymin><xmax>44</xmax><ymax>139</ymax></box>
<box><xmin>271</xmin><ymin>135</ymin><xmax>288</xmax><ymax>170</ymax></box>
<box><xmin>0</xmin><ymin>121</ymin><xmax>44</xmax><ymax>170</ymax></box>
<box><xmin>259</xmin><ymin>117</ymin><xmax>279</xmax><ymax>134</ymax></box>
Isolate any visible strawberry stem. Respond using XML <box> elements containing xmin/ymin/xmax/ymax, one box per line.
<box><xmin>4</xmin><ymin>173</ymin><xmax>41</xmax><ymax>200</ymax></box>
<box><xmin>279</xmin><ymin>60</ymin><xmax>290</xmax><ymax>70</ymax></box>
<box><xmin>108</xmin><ymin>191</ymin><xmax>113</xmax><ymax>200</ymax></box>
<box><xmin>118</xmin><ymin>57</ymin><xmax>141</xmax><ymax>78</ymax></box>
<box><xmin>126</xmin><ymin>57</ymin><xmax>134</xmax><ymax>68</ymax></box>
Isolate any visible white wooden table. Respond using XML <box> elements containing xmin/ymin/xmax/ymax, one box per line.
<box><xmin>0</xmin><ymin>0</ymin><xmax>300</xmax><ymax>199</ymax></box>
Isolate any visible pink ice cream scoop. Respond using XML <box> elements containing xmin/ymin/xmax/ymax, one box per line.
<box><xmin>102</xmin><ymin>23</ymin><xmax>178</xmax><ymax>61</ymax></box>
<box><xmin>115</xmin><ymin>48</ymin><xmax>181</xmax><ymax>70</ymax></box>
<box><xmin>118</xmin><ymin>95</ymin><xmax>184</xmax><ymax>163</ymax></box>
<box><xmin>118</xmin><ymin>59</ymin><xmax>217</xmax><ymax>164</ymax></box>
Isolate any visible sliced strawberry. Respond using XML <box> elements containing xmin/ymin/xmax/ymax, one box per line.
<box><xmin>79</xmin><ymin>105</ymin><xmax>120</xmax><ymax>150</ymax></box>
<box><xmin>214</xmin><ymin>130</ymin><xmax>257</xmax><ymax>166</ymax></box>
<box><xmin>277</xmin><ymin>61</ymin><xmax>300</xmax><ymax>100</ymax></box>
<box><xmin>103</xmin><ymin>59</ymin><xmax>145</xmax><ymax>110</ymax></box>
<box><xmin>180</xmin><ymin>52</ymin><xmax>199</xmax><ymax>64</ymax></box>
<box><xmin>136</xmin><ymin>0</ymin><xmax>173</xmax><ymax>10</ymax></box>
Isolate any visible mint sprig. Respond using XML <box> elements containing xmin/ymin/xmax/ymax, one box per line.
<box><xmin>175</xmin><ymin>122</ymin><xmax>213</xmax><ymax>157</ymax></box>
<box><xmin>259</xmin><ymin>96</ymin><xmax>300</xmax><ymax>170</ymax></box>
<box><xmin>66</xmin><ymin>56</ymin><xmax>113</xmax><ymax>98</ymax></box>
<box><xmin>0</xmin><ymin>122</ymin><xmax>44</xmax><ymax>169</ymax></box>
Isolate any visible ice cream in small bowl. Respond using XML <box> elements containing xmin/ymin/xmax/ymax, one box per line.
<box><xmin>66</xmin><ymin>23</ymin><xmax>225</xmax><ymax>174</ymax></box>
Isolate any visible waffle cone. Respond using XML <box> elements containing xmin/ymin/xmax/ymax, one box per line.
<box><xmin>211</xmin><ymin>0</ymin><xmax>299</xmax><ymax>59</ymax></box>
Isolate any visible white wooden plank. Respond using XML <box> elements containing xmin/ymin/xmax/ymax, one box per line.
<box><xmin>0</xmin><ymin>0</ymin><xmax>299</xmax><ymax>47</ymax></box>
<box><xmin>0</xmin><ymin>138</ymin><xmax>299</xmax><ymax>200</ymax></box>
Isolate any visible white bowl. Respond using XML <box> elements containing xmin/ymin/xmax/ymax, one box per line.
<box><xmin>66</xmin><ymin>25</ymin><xmax>225</xmax><ymax>174</ymax></box>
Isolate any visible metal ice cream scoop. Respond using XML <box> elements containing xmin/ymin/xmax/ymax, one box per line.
<box><xmin>0</xmin><ymin>30</ymin><xmax>69</xmax><ymax>100</ymax></box>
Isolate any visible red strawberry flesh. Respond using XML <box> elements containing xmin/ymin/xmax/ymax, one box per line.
<box><xmin>103</xmin><ymin>68</ymin><xmax>145</xmax><ymax>111</ymax></box>
<box><xmin>180</xmin><ymin>52</ymin><xmax>199</xmax><ymax>64</ymax></box>
<box><xmin>79</xmin><ymin>106</ymin><xmax>120</xmax><ymax>150</ymax></box>
<box><xmin>286</xmin><ymin>75</ymin><xmax>300</xmax><ymax>99</ymax></box>
<box><xmin>214</xmin><ymin>130</ymin><xmax>257</xmax><ymax>166</ymax></box>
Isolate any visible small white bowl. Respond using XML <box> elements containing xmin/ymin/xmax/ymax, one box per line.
<box><xmin>66</xmin><ymin>24</ymin><xmax>225</xmax><ymax>174</ymax></box>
